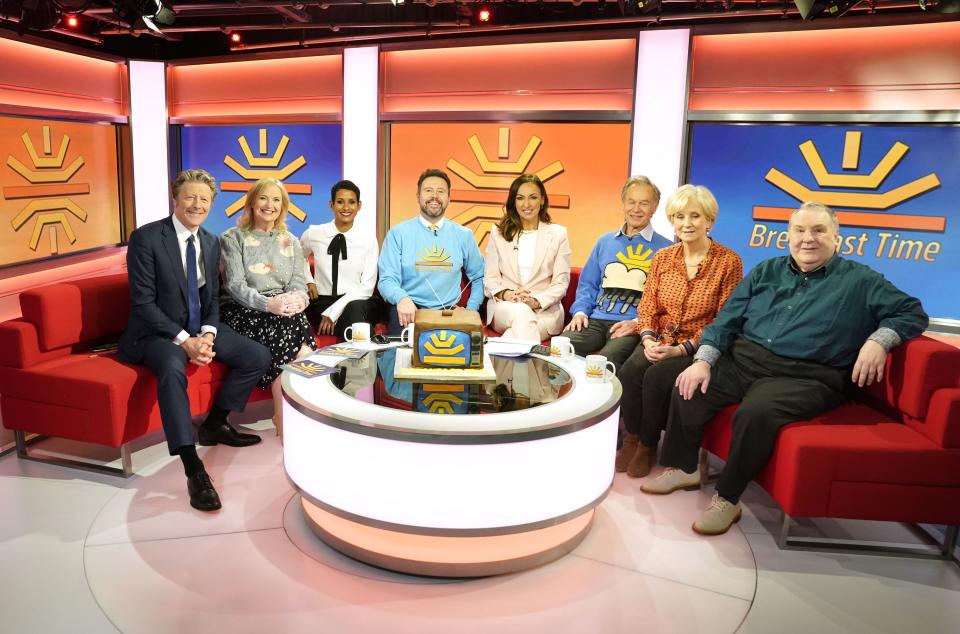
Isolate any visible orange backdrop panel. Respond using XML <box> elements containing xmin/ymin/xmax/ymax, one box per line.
<box><xmin>690</xmin><ymin>21</ymin><xmax>960</xmax><ymax>111</ymax></box>
<box><xmin>168</xmin><ymin>55</ymin><xmax>343</xmax><ymax>122</ymax></box>
<box><xmin>382</xmin><ymin>39</ymin><xmax>636</xmax><ymax>113</ymax></box>
<box><xmin>388</xmin><ymin>122</ymin><xmax>632</xmax><ymax>267</ymax></box>
<box><xmin>0</xmin><ymin>117</ymin><xmax>121</xmax><ymax>267</ymax></box>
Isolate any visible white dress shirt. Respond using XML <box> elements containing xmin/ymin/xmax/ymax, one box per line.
<box><xmin>300</xmin><ymin>221</ymin><xmax>379</xmax><ymax>323</ymax></box>
<box><xmin>516</xmin><ymin>229</ymin><xmax>538</xmax><ymax>285</ymax></box>
<box><xmin>170</xmin><ymin>214</ymin><xmax>216</xmax><ymax>345</ymax></box>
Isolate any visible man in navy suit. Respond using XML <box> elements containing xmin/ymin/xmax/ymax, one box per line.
<box><xmin>119</xmin><ymin>169</ymin><xmax>271</xmax><ymax>512</ymax></box>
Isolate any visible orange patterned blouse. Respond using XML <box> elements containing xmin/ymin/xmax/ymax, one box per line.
<box><xmin>635</xmin><ymin>241</ymin><xmax>743</xmax><ymax>354</ymax></box>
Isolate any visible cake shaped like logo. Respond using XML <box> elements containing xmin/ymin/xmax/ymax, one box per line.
<box><xmin>4</xmin><ymin>124</ymin><xmax>88</xmax><ymax>254</ymax></box>
<box><xmin>756</xmin><ymin>130</ymin><xmax>944</xmax><ymax>233</ymax></box>
<box><xmin>221</xmin><ymin>128</ymin><xmax>311</xmax><ymax>222</ymax></box>
<box><xmin>445</xmin><ymin>127</ymin><xmax>571</xmax><ymax>245</ymax></box>
<box><xmin>420</xmin><ymin>330</ymin><xmax>467</xmax><ymax>366</ymax></box>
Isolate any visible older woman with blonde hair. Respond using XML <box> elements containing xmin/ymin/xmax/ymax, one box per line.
<box><xmin>221</xmin><ymin>177</ymin><xmax>316</xmax><ymax>437</ymax></box>
<box><xmin>615</xmin><ymin>184</ymin><xmax>743</xmax><ymax>478</ymax></box>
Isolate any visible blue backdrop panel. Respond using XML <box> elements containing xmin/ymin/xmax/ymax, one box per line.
<box><xmin>180</xmin><ymin>123</ymin><xmax>342</xmax><ymax>238</ymax></box>
<box><xmin>688</xmin><ymin>123</ymin><xmax>960</xmax><ymax>321</ymax></box>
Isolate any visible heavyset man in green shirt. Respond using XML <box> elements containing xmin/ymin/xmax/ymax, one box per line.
<box><xmin>640</xmin><ymin>202</ymin><xmax>929</xmax><ymax>535</ymax></box>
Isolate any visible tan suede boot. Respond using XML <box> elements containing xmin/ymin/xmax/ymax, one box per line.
<box><xmin>626</xmin><ymin>443</ymin><xmax>657</xmax><ymax>478</ymax></box>
<box><xmin>615</xmin><ymin>433</ymin><xmax>639</xmax><ymax>472</ymax></box>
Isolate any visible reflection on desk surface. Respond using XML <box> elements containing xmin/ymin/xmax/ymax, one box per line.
<box><xmin>332</xmin><ymin>349</ymin><xmax>573</xmax><ymax>415</ymax></box>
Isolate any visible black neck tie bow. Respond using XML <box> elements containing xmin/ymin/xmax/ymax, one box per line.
<box><xmin>327</xmin><ymin>233</ymin><xmax>347</xmax><ymax>296</ymax></box>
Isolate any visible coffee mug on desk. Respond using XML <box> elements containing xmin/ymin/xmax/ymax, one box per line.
<box><xmin>584</xmin><ymin>354</ymin><xmax>616</xmax><ymax>383</ymax></box>
<box><xmin>400</xmin><ymin>323</ymin><xmax>415</xmax><ymax>346</ymax></box>
<box><xmin>344</xmin><ymin>322</ymin><xmax>370</xmax><ymax>343</ymax></box>
<box><xmin>550</xmin><ymin>336</ymin><xmax>574</xmax><ymax>358</ymax></box>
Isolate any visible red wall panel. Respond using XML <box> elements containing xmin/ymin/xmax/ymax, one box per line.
<box><xmin>690</xmin><ymin>22</ymin><xmax>960</xmax><ymax>111</ymax></box>
<box><xmin>0</xmin><ymin>36</ymin><xmax>127</xmax><ymax>121</ymax></box>
<box><xmin>167</xmin><ymin>54</ymin><xmax>343</xmax><ymax>123</ymax></box>
<box><xmin>382</xmin><ymin>39</ymin><xmax>636</xmax><ymax>114</ymax></box>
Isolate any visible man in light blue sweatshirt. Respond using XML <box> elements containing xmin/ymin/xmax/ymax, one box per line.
<box><xmin>563</xmin><ymin>175</ymin><xmax>673</xmax><ymax>371</ymax></box>
<box><xmin>378</xmin><ymin>168</ymin><xmax>485</xmax><ymax>335</ymax></box>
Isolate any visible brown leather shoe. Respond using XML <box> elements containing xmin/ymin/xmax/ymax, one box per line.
<box><xmin>615</xmin><ymin>433</ymin><xmax>639</xmax><ymax>472</ymax></box>
<box><xmin>626</xmin><ymin>443</ymin><xmax>657</xmax><ymax>478</ymax></box>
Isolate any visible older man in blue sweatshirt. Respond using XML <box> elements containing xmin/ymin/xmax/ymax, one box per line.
<box><xmin>378</xmin><ymin>168</ymin><xmax>485</xmax><ymax>335</ymax></box>
<box><xmin>563</xmin><ymin>175</ymin><xmax>673</xmax><ymax>370</ymax></box>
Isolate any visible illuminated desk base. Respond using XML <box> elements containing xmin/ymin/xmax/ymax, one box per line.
<box><xmin>301</xmin><ymin>498</ymin><xmax>596</xmax><ymax>577</ymax></box>
<box><xmin>282</xmin><ymin>352</ymin><xmax>620</xmax><ymax>578</ymax></box>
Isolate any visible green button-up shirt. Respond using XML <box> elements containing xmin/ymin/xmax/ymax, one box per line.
<box><xmin>698</xmin><ymin>254</ymin><xmax>928</xmax><ymax>368</ymax></box>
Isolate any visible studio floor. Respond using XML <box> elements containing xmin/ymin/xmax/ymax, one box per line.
<box><xmin>2</xmin><ymin>402</ymin><xmax>959</xmax><ymax>634</ymax></box>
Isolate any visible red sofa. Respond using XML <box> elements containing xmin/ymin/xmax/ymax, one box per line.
<box><xmin>700</xmin><ymin>335</ymin><xmax>960</xmax><ymax>557</ymax></box>
<box><xmin>0</xmin><ymin>268</ymin><xmax>583</xmax><ymax>476</ymax></box>
<box><xmin>0</xmin><ymin>273</ymin><xmax>338</xmax><ymax>476</ymax></box>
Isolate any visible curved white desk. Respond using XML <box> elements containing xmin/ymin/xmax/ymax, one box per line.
<box><xmin>282</xmin><ymin>351</ymin><xmax>621</xmax><ymax>577</ymax></box>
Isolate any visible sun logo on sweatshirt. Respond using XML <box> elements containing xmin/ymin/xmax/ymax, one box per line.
<box><xmin>416</xmin><ymin>243</ymin><xmax>454</xmax><ymax>267</ymax></box>
<box><xmin>615</xmin><ymin>244</ymin><xmax>654</xmax><ymax>272</ymax></box>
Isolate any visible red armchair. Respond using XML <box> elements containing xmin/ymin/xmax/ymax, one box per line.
<box><xmin>700</xmin><ymin>335</ymin><xmax>960</xmax><ymax>559</ymax></box>
<box><xmin>0</xmin><ymin>274</ymin><xmax>277</xmax><ymax>476</ymax></box>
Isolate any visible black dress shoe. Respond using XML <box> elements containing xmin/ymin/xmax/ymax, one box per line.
<box><xmin>187</xmin><ymin>470</ymin><xmax>222</xmax><ymax>512</ymax></box>
<box><xmin>198</xmin><ymin>422</ymin><xmax>262</xmax><ymax>447</ymax></box>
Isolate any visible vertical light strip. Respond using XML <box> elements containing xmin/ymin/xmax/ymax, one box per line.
<box><xmin>128</xmin><ymin>60</ymin><xmax>171</xmax><ymax>227</ymax></box>
<box><xmin>631</xmin><ymin>29</ymin><xmax>690</xmax><ymax>240</ymax></box>
<box><xmin>342</xmin><ymin>46</ymin><xmax>380</xmax><ymax>239</ymax></box>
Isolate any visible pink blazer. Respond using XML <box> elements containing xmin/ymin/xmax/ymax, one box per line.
<box><xmin>483</xmin><ymin>223</ymin><xmax>572</xmax><ymax>335</ymax></box>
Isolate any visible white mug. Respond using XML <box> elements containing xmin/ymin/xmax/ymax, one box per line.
<box><xmin>400</xmin><ymin>323</ymin><xmax>416</xmax><ymax>347</ymax></box>
<box><xmin>550</xmin><ymin>335</ymin><xmax>575</xmax><ymax>358</ymax></box>
<box><xmin>343</xmin><ymin>322</ymin><xmax>370</xmax><ymax>343</ymax></box>
<box><xmin>584</xmin><ymin>354</ymin><xmax>616</xmax><ymax>383</ymax></box>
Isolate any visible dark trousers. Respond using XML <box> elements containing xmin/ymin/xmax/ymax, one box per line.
<box><xmin>618</xmin><ymin>348</ymin><xmax>693</xmax><ymax>447</ymax></box>
<box><xmin>566</xmin><ymin>318</ymin><xmax>641</xmax><ymax>372</ymax></box>
<box><xmin>659</xmin><ymin>337</ymin><xmax>846</xmax><ymax>504</ymax></box>
<box><xmin>139</xmin><ymin>328</ymin><xmax>271</xmax><ymax>454</ymax></box>
<box><xmin>307</xmin><ymin>295</ymin><xmax>383</xmax><ymax>341</ymax></box>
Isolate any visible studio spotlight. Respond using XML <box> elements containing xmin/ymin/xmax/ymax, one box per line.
<box><xmin>475</xmin><ymin>4</ymin><xmax>493</xmax><ymax>23</ymax></box>
<box><xmin>635</xmin><ymin>0</ymin><xmax>661</xmax><ymax>13</ymax></box>
<box><xmin>16</xmin><ymin>0</ymin><xmax>61</xmax><ymax>35</ymax></box>
<box><xmin>115</xmin><ymin>0</ymin><xmax>176</xmax><ymax>33</ymax></box>
<box><xmin>793</xmin><ymin>0</ymin><xmax>856</xmax><ymax>19</ymax></box>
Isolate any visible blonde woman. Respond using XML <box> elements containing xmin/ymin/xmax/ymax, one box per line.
<box><xmin>221</xmin><ymin>177</ymin><xmax>315</xmax><ymax>437</ymax></box>
<box><xmin>616</xmin><ymin>185</ymin><xmax>743</xmax><ymax>478</ymax></box>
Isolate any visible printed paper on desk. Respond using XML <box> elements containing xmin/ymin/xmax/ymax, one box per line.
<box><xmin>314</xmin><ymin>344</ymin><xmax>370</xmax><ymax>359</ymax></box>
<box><xmin>283</xmin><ymin>359</ymin><xmax>340</xmax><ymax>379</ymax></box>
<box><xmin>485</xmin><ymin>337</ymin><xmax>537</xmax><ymax>357</ymax></box>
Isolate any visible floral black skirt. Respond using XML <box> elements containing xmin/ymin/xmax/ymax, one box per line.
<box><xmin>222</xmin><ymin>302</ymin><xmax>317</xmax><ymax>389</ymax></box>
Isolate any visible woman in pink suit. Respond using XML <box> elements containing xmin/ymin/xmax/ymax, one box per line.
<box><xmin>484</xmin><ymin>174</ymin><xmax>572</xmax><ymax>342</ymax></box>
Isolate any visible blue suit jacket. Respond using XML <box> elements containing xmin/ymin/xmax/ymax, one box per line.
<box><xmin>119</xmin><ymin>217</ymin><xmax>224</xmax><ymax>364</ymax></box>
